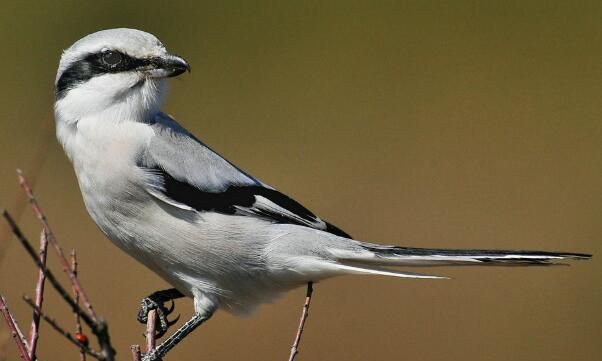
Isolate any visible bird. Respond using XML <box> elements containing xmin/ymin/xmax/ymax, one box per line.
<box><xmin>54</xmin><ymin>28</ymin><xmax>591</xmax><ymax>359</ymax></box>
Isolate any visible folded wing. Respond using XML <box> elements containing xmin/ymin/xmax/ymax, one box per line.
<box><xmin>138</xmin><ymin>113</ymin><xmax>350</xmax><ymax>238</ymax></box>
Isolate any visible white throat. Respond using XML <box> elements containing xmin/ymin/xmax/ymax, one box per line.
<box><xmin>55</xmin><ymin>74</ymin><xmax>166</xmax><ymax>163</ymax></box>
<box><xmin>55</xmin><ymin>75</ymin><xmax>167</xmax><ymax>125</ymax></box>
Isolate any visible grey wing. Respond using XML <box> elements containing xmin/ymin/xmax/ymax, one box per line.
<box><xmin>138</xmin><ymin>113</ymin><xmax>350</xmax><ymax>238</ymax></box>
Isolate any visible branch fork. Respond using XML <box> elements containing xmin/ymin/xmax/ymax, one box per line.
<box><xmin>1</xmin><ymin>172</ymin><xmax>114</xmax><ymax>361</ymax></box>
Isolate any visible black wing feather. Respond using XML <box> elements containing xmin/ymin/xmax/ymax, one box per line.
<box><xmin>150</xmin><ymin>166</ymin><xmax>351</xmax><ymax>238</ymax></box>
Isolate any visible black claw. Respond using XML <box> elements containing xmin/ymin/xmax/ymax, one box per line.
<box><xmin>136</xmin><ymin>291</ymin><xmax>182</xmax><ymax>338</ymax></box>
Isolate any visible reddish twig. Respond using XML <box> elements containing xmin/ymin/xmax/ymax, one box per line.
<box><xmin>133</xmin><ymin>307</ymin><xmax>157</xmax><ymax>361</ymax></box>
<box><xmin>5</xmin><ymin>302</ymin><xmax>29</xmax><ymax>358</ymax></box>
<box><xmin>22</xmin><ymin>296</ymin><xmax>102</xmax><ymax>360</ymax></box>
<box><xmin>71</xmin><ymin>250</ymin><xmax>86</xmax><ymax>361</ymax></box>
<box><xmin>2</xmin><ymin>210</ymin><xmax>116</xmax><ymax>361</ymax></box>
<box><xmin>287</xmin><ymin>282</ymin><xmax>314</xmax><ymax>361</ymax></box>
<box><xmin>131</xmin><ymin>345</ymin><xmax>142</xmax><ymax>361</ymax></box>
<box><xmin>145</xmin><ymin>310</ymin><xmax>157</xmax><ymax>353</ymax></box>
<box><xmin>0</xmin><ymin>294</ymin><xmax>32</xmax><ymax>361</ymax></box>
<box><xmin>17</xmin><ymin>170</ymin><xmax>98</xmax><ymax>322</ymax></box>
<box><xmin>28</xmin><ymin>229</ymin><xmax>49</xmax><ymax>360</ymax></box>
<box><xmin>2</xmin><ymin>211</ymin><xmax>95</xmax><ymax>329</ymax></box>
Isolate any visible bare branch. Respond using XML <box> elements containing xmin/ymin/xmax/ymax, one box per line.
<box><xmin>287</xmin><ymin>282</ymin><xmax>314</xmax><ymax>361</ymax></box>
<box><xmin>6</xmin><ymin>302</ymin><xmax>29</xmax><ymax>357</ymax></box>
<box><xmin>2</xmin><ymin>210</ymin><xmax>116</xmax><ymax>361</ymax></box>
<box><xmin>28</xmin><ymin>229</ymin><xmax>49</xmax><ymax>360</ymax></box>
<box><xmin>22</xmin><ymin>296</ymin><xmax>102</xmax><ymax>361</ymax></box>
<box><xmin>71</xmin><ymin>250</ymin><xmax>86</xmax><ymax>361</ymax></box>
<box><xmin>94</xmin><ymin>320</ymin><xmax>115</xmax><ymax>361</ymax></box>
<box><xmin>0</xmin><ymin>294</ymin><xmax>32</xmax><ymax>361</ymax></box>
<box><xmin>130</xmin><ymin>345</ymin><xmax>141</xmax><ymax>361</ymax></box>
<box><xmin>17</xmin><ymin>170</ymin><xmax>98</xmax><ymax>322</ymax></box>
<box><xmin>2</xmin><ymin>210</ymin><xmax>96</xmax><ymax>329</ymax></box>
<box><xmin>145</xmin><ymin>310</ymin><xmax>157</xmax><ymax>353</ymax></box>
<box><xmin>134</xmin><ymin>307</ymin><xmax>157</xmax><ymax>361</ymax></box>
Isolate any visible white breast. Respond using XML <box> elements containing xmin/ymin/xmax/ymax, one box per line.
<box><xmin>59</xmin><ymin>116</ymin><xmax>154</xmax><ymax>238</ymax></box>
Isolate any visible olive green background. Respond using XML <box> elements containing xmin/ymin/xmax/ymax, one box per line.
<box><xmin>0</xmin><ymin>1</ymin><xmax>600</xmax><ymax>360</ymax></box>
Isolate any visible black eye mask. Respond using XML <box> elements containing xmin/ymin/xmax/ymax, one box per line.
<box><xmin>55</xmin><ymin>50</ymin><xmax>153</xmax><ymax>100</ymax></box>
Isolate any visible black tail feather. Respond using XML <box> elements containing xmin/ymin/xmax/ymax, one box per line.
<box><xmin>359</xmin><ymin>244</ymin><xmax>591</xmax><ymax>265</ymax></box>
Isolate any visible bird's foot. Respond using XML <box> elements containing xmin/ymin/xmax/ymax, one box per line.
<box><xmin>137</xmin><ymin>296</ymin><xmax>180</xmax><ymax>338</ymax></box>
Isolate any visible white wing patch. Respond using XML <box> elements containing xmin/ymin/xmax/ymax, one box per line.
<box><xmin>234</xmin><ymin>195</ymin><xmax>327</xmax><ymax>229</ymax></box>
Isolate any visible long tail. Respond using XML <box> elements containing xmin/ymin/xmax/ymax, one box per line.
<box><xmin>332</xmin><ymin>242</ymin><xmax>591</xmax><ymax>279</ymax></box>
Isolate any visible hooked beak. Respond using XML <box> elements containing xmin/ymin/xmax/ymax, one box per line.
<box><xmin>146</xmin><ymin>54</ymin><xmax>191</xmax><ymax>78</ymax></box>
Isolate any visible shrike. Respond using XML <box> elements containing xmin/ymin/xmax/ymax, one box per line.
<box><xmin>54</xmin><ymin>28</ymin><xmax>590</xmax><ymax>359</ymax></box>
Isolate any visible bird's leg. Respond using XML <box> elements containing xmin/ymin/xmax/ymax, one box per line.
<box><xmin>137</xmin><ymin>288</ymin><xmax>185</xmax><ymax>338</ymax></box>
<box><xmin>142</xmin><ymin>312</ymin><xmax>212</xmax><ymax>361</ymax></box>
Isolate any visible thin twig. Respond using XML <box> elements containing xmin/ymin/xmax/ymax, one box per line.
<box><xmin>0</xmin><ymin>294</ymin><xmax>32</xmax><ymax>361</ymax></box>
<box><xmin>131</xmin><ymin>345</ymin><xmax>142</xmax><ymax>361</ymax></box>
<box><xmin>22</xmin><ymin>296</ymin><xmax>102</xmax><ymax>360</ymax></box>
<box><xmin>145</xmin><ymin>310</ymin><xmax>157</xmax><ymax>353</ymax></box>
<box><xmin>28</xmin><ymin>229</ymin><xmax>49</xmax><ymax>360</ymax></box>
<box><xmin>1</xmin><ymin>211</ymin><xmax>116</xmax><ymax>361</ymax></box>
<box><xmin>71</xmin><ymin>250</ymin><xmax>86</xmax><ymax>361</ymax></box>
<box><xmin>287</xmin><ymin>282</ymin><xmax>314</xmax><ymax>361</ymax></box>
<box><xmin>5</xmin><ymin>301</ymin><xmax>29</xmax><ymax>358</ymax></box>
<box><xmin>17</xmin><ymin>170</ymin><xmax>98</xmax><ymax>322</ymax></box>
<box><xmin>2</xmin><ymin>211</ymin><xmax>96</xmax><ymax>329</ymax></box>
<box><xmin>133</xmin><ymin>307</ymin><xmax>155</xmax><ymax>361</ymax></box>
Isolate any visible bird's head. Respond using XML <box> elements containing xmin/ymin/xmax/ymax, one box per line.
<box><xmin>54</xmin><ymin>28</ymin><xmax>189</xmax><ymax>123</ymax></box>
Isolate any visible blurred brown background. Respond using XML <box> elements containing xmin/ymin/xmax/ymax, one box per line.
<box><xmin>0</xmin><ymin>1</ymin><xmax>600</xmax><ymax>360</ymax></box>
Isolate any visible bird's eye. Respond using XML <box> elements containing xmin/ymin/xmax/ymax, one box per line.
<box><xmin>101</xmin><ymin>51</ymin><xmax>123</xmax><ymax>66</ymax></box>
